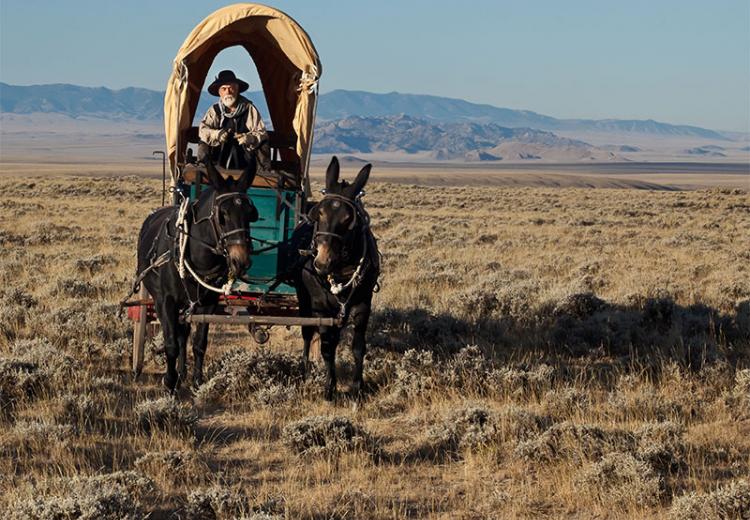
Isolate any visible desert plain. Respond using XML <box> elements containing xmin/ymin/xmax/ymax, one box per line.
<box><xmin>0</xmin><ymin>139</ymin><xmax>749</xmax><ymax>519</ymax></box>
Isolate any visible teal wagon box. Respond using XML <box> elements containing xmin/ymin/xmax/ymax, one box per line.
<box><xmin>190</xmin><ymin>184</ymin><xmax>299</xmax><ymax>294</ymax></box>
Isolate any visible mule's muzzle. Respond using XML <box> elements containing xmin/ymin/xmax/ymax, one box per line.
<box><xmin>227</xmin><ymin>243</ymin><xmax>251</xmax><ymax>278</ymax></box>
<box><xmin>313</xmin><ymin>261</ymin><xmax>330</xmax><ymax>276</ymax></box>
<box><xmin>313</xmin><ymin>245</ymin><xmax>336</xmax><ymax>276</ymax></box>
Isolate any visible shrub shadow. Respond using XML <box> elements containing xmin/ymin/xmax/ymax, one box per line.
<box><xmin>368</xmin><ymin>295</ymin><xmax>750</xmax><ymax>368</ymax></box>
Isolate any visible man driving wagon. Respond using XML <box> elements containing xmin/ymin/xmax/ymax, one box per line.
<box><xmin>198</xmin><ymin>69</ymin><xmax>271</xmax><ymax>170</ymax></box>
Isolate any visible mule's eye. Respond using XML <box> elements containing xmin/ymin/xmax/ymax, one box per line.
<box><xmin>234</xmin><ymin>197</ymin><xmax>242</xmax><ymax>207</ymax></box>
<box><xmin>331</xmin><ymin>200</ymin><xmax>341</xmax><ymax>209</ymax></box>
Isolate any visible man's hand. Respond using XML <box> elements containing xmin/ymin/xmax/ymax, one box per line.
<box><xmin>217</xmin><ymin>128</ymin><xmax>231</xmax><ymax>144</ymax></box>
<box><xmin>236</xmin><ymin>132</ymin><xmax>260</xmax><ymax>148</ymax></box>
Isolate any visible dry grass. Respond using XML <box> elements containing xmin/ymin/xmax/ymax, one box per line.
<box><xmin>0</xmin><ymin>174</ymin><xmax>748</xmax><ymax>519</ymax></box>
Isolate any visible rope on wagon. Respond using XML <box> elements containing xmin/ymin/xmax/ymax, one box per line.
<box><xmin>174</xmin><ymin>195</ymin><xmax>235</xmax><ymax>296</ymax></box>
<box><xmin>297</xmin><ymin>65</ymin><xmax>319</xmax><ymax>94</ymax></box>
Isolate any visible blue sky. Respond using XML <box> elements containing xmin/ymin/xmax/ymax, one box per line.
<box><xmin>1</xmin><ymin>0</ymin><xmax>748</xmax><ymax>131</ymax></box>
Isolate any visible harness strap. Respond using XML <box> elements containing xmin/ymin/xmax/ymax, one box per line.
<box><xmin>175</xmin><ymin>226</ymin><xmax>222</xmax><ymax>255</ymax></box>
<box><xmin>328</xmin><ymin>231</ymin><xmax>368</xmax><ymax>296</ymax></box>
<box><xmin>176</xmin><ymin>197</ymin><xmax>189</xmax><ymax>278</ymax></box>
<box><xmin>118</xmin><ymin>250</ymin><xmax>171</xmax><ymax>311</ymax></box>
<box><xmin>329</xmin><ymin>230</ymin><xmax>370</xmax><ymax>326</ymax></box>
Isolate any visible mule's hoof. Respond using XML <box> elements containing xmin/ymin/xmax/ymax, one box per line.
<box><xmin>163</xmin><ymin>373</ymin><xmax>179</xmax><ymax>392</ymax></box>
<box><xmin>350</xmin><ymin>380</ymin><xmax>366</xmax><ymax>399</ymax></box>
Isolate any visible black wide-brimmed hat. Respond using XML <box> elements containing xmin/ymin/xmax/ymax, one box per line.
<box><xmin>207</xmin><ymin>70</ymin><xmax>249</xmax><ymax>96</ymax></box>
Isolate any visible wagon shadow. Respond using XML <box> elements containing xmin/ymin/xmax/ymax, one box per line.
<box><xmin>368</xmin><ymin>296</ymin><xmax>749</xmax><ymax>367</ymax></box>
<box><xmin>195</xmin><ymin>421</ymin><xmax>282</xmax><ymax>447</ymax></box>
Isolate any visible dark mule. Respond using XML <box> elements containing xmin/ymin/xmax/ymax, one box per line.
<box><xmin>136</xmin><ymin>160</ymin><xmax>258</xmax><ymax>390</ymax></box>
<box><xmin>294</xmin><ymin>156</ymin><xmax>380</xmax><ymax>400</ymax></box>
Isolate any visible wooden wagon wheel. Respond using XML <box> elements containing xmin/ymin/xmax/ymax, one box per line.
<box><xmin>309</xmin><ymin>332</ymin><xmax>322</xmax><ymax>363</ymax></box>
<box><xmin>132</xmin><ymin>285</ymin><xmax>149</xmax><ymax>378</ymax></box>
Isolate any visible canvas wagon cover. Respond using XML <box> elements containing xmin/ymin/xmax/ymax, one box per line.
<box><xmin>164</xmin><ymin>3</ymin><xmax>321</xmax><ymax>184</ymax></box>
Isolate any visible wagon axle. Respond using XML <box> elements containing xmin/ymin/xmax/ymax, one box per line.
<box><xmin>250</xmin><ymin>325</ymin><xmax>271</xmax><ymax>344</ymax></box>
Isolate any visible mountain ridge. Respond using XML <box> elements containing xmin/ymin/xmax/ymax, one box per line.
<box><xmin>314</xmin><ymin>114</ymin><xmax>617</xmax><ymax>161</ymax></box>
<box><xmin>0</xmin><ymin>82</ymin><xmax>730</xmax><ymax>140</ymax></box>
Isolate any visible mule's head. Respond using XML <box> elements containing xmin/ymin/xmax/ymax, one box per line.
<box><xmin>204</xmin><ymin>158</ymin><xmax>258</xmax><ymax>278</ymax></box>
<box><xmin>309</xmin><ymin>156</ymin><xmax>371</xmax><ymax>275</ymax></box>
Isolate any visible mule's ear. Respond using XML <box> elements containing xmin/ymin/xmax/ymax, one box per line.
<box><xmin>204</xmin><ymin>159</ymin><xmax>226</xmax><ymax>191</ymax></box>
<box><xmin>236</xmin><ymin>154</ymin><xmax>256</xmax><ymax>192</ymax></box>
<box><xmin>349</xmin><ymin>163</ymin><xmax>371</xmax><ymax>196</ymax></box>
<box><xmin>325</xmin><ymin>156</ymin><xmax>340</xmax><ymax>193</ymax></box>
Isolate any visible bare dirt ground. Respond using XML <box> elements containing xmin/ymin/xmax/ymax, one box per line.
<box><xmin>316</xmin><ymin>161</ymin><xmax>750</xmax><ymax>190</ymax></box>
<box><xmin>0</xmin><ymin>171</ymin><xmax>749</xmax><ymax>519</ymax></box>
<box><xmin>2</xmin><ymin>159</ymin><xmax>748</xmax><ymax>191</ymax></box>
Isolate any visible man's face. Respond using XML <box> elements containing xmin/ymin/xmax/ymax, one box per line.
<box><xmin>219</xmin><ymin>83</ymin><xmax>239</xmax><ymax>108</ymax></box>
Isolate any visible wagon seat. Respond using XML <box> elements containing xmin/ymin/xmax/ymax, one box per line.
<box><xmin>181</xmin><ymin>128</ymin><xmax>300</xmax><ymax>190</ymax></box>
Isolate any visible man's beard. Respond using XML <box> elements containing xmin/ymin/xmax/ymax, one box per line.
<box><xmin>221</xmin><ymin>94</ymin><xmax>237</xmax><ymax>108</ymax></box>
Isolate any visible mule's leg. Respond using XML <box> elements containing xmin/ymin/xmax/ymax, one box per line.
<box><xmin>187</xmin><ymin>304</ymin><xmax>216</xmax><ymax>388</ymax></box>
<box><xmin>175</xmin><ymin>321</ymin><xmax>190</xmax><ymax>388</ymax></box>
<box><xmin>156</xmin><ymin>297</ymin><xmax>180</xmax><ymax>392</ymax></box>
<box><xmin>301</xmin><ymin>325</ymin><xmax>315</xmax><ymax>375</ymax></box>
<box><xmin>191</xmin><ymin>322</ymin><xmax>210</xmax><ymax>388</ymax></box>
<box><xmin>319</xmin><ymin>325</ymin><xmax>341</xmax><ymax>401</ymax></box>
<box><xmin>349</xmin><ymin>303</ymin><xmax>371</xmax><ymax>396</ymax></box>
<box><xmin>296</xmin><ymin>286</ymin><xmax>314</xmax><ymax>373</ymax></box>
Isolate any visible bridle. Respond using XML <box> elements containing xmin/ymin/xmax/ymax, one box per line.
<box><xmin>310</xmin><ymin>192</ymin><xmax>364</xmax><ymax>245</ymax></box>
<box><xmin>192</xmin><ymin>191</ymin><xmax>253</xmax><ymax>256</ymax></box>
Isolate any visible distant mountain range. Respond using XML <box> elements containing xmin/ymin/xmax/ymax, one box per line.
<box><xmin>0</xmin><ymin>83</ymin><xmax>165</xmax><ymax>121</ymax></box>
<box><xmin>318</xmin><ymin>90</ymin><xmax>729</xmax><ymax>140</ymax></box>
<box><xmin>315</xmin><ymin>115</ymin><xmax>616</xmax><ymax>161</ymax></box>
<box><xmin>0</xmin><ymin>82</ymin><xmax>730</xmax><ymax>140</ymax></box>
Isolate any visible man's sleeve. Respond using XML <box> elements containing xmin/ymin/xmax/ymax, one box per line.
<box><xmin>199</xmin><ymin>107</ymin><xmax>222</xmax><ymax>146</ymax></box>
<box><xmin>245</xmin><ymin>105</ymin><xmax>269</xmax><ymax>147</ymax></box>
<box><xmin>244</xmin><ymin>106</ymin><xmax>271</xmax><ymax>169</ymax></box>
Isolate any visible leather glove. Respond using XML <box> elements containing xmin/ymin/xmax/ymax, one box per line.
<box><xmin>217</xmin><ymin>128</ymin><xmax>230</xmax><ymax>144</ymax></box>
<box><xmin>236</xmin><ymin>132</ymin><xmax>260</xmax><ymax>148</ymax></box>
<box><xmin>235</xmin><ymin>132</ymin><xmax>249</xmax><ymax>146</ymax></box>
